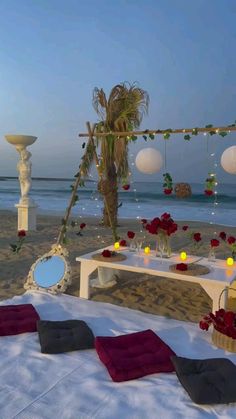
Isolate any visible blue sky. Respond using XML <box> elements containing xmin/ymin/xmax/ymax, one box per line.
<box><xmin>0</xmin><ymin>0</ymin><xmax>235</xmax><ymax>183</ymax></box>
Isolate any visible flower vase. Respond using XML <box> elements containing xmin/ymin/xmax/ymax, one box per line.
<box><xmin>158</xmin><ymin>234</ymin><xmax>172</xmax><ymax>258</ymax></box>
<box><xmin>129</xmin><ymin>239</ymin><xmax>136</xmax><ymax>252</ymax></box>
<box><xmin>208</xmin><ymin>247</ymin><xmax>216</xmax><ymax>263</ymax></box>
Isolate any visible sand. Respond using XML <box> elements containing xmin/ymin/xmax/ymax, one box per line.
<box><xmin>0</xmin><ymin>209</ymin><xmax>236</xmax><ymax>323</ymax></box>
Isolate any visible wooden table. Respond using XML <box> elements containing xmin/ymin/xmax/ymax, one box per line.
<box><xmin>76</xmin><ymin>249</ymin><xmax>236</xmax><ymax>312</ymax></box>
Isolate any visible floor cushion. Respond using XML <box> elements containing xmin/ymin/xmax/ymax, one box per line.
<box><xmin>171</xmin><ymin>356</ymin><xmax>236</xmax><ymax>405</ymax></box>
<box><xmin>95</xmin><ymin>329</ymin><xmax>176</xmax><ymax>382</ymax></box>
<box><xmin>0</xmin><ymin>304</ymin><xmax>40</xmax><ymax>336</ymax></box>
<box><xmin>37</xmin><ymin>320</ymin><xmax>95</xmax><ymax>354</ymax></box>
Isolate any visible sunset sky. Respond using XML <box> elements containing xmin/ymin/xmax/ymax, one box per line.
<box><xmin>0</xmin><ymin>0</ymin><xmax>235</xmax><ymax>183</ymax></box>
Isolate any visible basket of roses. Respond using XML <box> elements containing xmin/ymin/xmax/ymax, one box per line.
<box><xmin>199</xmin><ymin>288</ymin><xmax>236</xmax><ymax>352</ymax></box>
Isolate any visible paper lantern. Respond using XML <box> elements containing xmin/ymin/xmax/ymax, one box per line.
<box><xmin>135</xmin><ymin>148</ymin><xmax>163</xmax><ymax>174</ymax></box>
<box><xmin>221</xmin><ymin>146</ymin><xmax>236</xmax><ymax>174</ymax></box>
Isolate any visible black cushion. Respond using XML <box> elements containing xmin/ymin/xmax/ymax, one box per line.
<box><xmin>37</xmin><ymin>320</ymin><xmax>95</xmax><ymax>354</ymax></box>
<box><xmin>171</xmin><ymin>356</ymin><xmax>236</xmax><ymax>405</ymax></box>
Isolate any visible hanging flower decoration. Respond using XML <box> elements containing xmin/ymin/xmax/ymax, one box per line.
<box><xmin>163</xmin><ymin>173</ymin><xmax>173</xmax><ymax>195</ymax></box>
<box><xmin>10</xmin><ymin>230</ymin><xmax>26</xmax><ymax>254</ymax></box>
<box><xmin>122</xmin><ymin>184</ymin><xmax>130</xmax><ymax>190</ymax></box>
<box><xmin>204</xmin><ymin>173</ymin><xmax>216</xmax><ymax>196</ymax></box>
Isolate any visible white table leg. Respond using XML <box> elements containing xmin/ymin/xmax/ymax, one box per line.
<box><xmin>200</xmin><ymin>283</ymin><xmax>228</xmax><ymax>313</ymax></box>
<box><xmin>79</xmin><ymin>260</ymin><xmax>97</xmax><ymax>299</ymax></box>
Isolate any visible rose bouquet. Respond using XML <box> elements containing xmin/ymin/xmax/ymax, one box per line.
<box><xmin>219</xmin><ymin>231</ymin><xmax>236</xmax><ymax>260</ymax></box>
<box><xmin>145</xmin><ymin>212</ymin><xmax>178</xmax><ymax>257</ymax></box>
<box><xmin>200</xmin><ymin>308</ymin><xmax>236</xmax><ymax>338</ymax></box>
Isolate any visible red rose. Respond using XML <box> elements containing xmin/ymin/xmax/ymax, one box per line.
<box><xmin>119</xmin><ymin>239</ymin><xmax>127</xmax><ymax>247</ymax></box>
<box><xmin>204</xmin><ymin>190</ymin><xmax>213</xmax><ymax>196</ymax></box>
<box><xmin>101</xmin><ymin>249</ymin><xmax>112</xmax><ymax>258</ymax></box>
<box><xmin>146</xmin><ymin>223</ymin><xmax>158</xmax><ymax>234</ymax></box>
<box><xmin>224</xmin><ymin>311</ymin><xmax>235</xmax><ymax>327</ymax></box>
<box><xmin>161</xmin><ymin>213</ymin><xmax>171</xmax><ymax>221</ymax></box>
<box><xmin>193</xmin><ymin>233</ymin><xmax>201</xmax><ymax>242</ymax></box>
<box><xmin>18</xmin><ymin>230</ymin><xmax>26</xmax><ymax>237</ymax></box>
<box><xmin>164</xmin><ymin>188</ymin><xmax>172</xmax><ymax>195</ymax></box>
<box><xmin>80</xmin><ymin>223</ymin><xmax>86</xmax><ymax>229</ymax></box>
<box><xmin>122</xmin><ymin>184</ymin><xmax>130</xmax><ymax>190</ymax></box>
<box><xmin>228</xmin><ymin>236</ymin><xmax>236</xmax><ymax>245</ymax></box>
<box><xmin>176</xmin><ymin>263</ymin><xmax>188</xmax><ymax>271</ymax></box>
<box><xmin>210</xmin><ymin>239</ymin><xmax>220</xmax><ymax>247</ymax></box>
<box><xmin>219</xmin><ymin>231</ymin><xmax>226</xmax><ymax>241</ymax></box>
<box><xmin>141</xmin><ymin>219</ymin><xmax>147</xmax><ymax>224</ymax></box>
<box><xmin>199</xmin><ymin>320</ymin><xmax>209</xmax><ymax>331</ymax></box>
<box><xmin>182</xmin><ymin>225</ymin><xmax>189</xmax><ymax>231</ymax></box>
<box><xmin>127</xmin><ymin>231</ymin><xmax>135</xmax><ymax>239</ymax></box>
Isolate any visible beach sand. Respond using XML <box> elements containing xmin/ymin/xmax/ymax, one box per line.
<box><xmin>0</xmin><ymin>210</ymin><xmax>236</xmax><ymax>323</ymax></box>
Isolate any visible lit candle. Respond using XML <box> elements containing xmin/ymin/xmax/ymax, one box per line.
<box><xmin>226</xmin><ymin>257</ymin><xmax>234</xmax><ymax>267</ymax></box>
<box><xmin>180</xmin><ymin>251</ymin><xmax>187</xmax><ymax>261</ymax></box>
<box><xmin>114</xmin><ymin>242</ymin><xmax>120</xmax><ymax>250</ymax></box>
<box><xmin>144</xmin><ymin>246</ymin><xmax>150</xmax><ymax>255</ymax></box>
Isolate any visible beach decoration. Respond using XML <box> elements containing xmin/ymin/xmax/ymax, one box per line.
<box><xmin>221</xmin><ymin>146</ymin><xmax>236</xmax><ymax>174</ymax></box>
<box><xmin>135</xmin><ymin>148</ymin><xmax>163</xmax><ymax>174</ymax></box>
<box><xmin>180</xmin><ymin>251</ymin><xmax>187</xmax><ymax>261</ymax></box>
<box><xmin>24</xmin><ymin>244</ymin><xmax>71</xmax><ymax>294</ymax></box>
<box><xmin>174</xmin><ymin>183</ymin><xmax>192</xmax><ymax>198</ymax></box>
<box><xmin>163</xmin><ymin>172</ymin><xmax>173</xmax><ymax>195</ymax></box>
<box><xmin>227</xmin><ymin>257</ymin><xmax>234</xmax><ymax>266</ymax></box>
<box><xmin>5</xmin><ymin>135</ymin><xmax>38</xmax><ymax>231</ymax></box>
<box><xmin>204</xmin><ymin>173</ymin><xmax>217</xmax><ymax>196</ymax></box>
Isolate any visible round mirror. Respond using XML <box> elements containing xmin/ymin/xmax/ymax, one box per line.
<box><xmin>24</xmin><ymin>245</ymin><xmax>71</xmax><ymax>294</ymax></box>
<box><xmin>33</xmin><ymin>256</ymin><xmax>65</xmax><ymax>288</ymax></box>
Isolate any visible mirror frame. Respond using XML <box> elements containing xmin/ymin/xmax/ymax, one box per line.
<box><xmin>24</xmin><ymin>244</ymin><xmax>72</xmax><ymax>294</ymax></box>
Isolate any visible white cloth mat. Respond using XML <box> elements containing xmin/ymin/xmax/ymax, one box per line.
<box><xmin>0</xmin><ymin>291</ymin><xmax>236</xmax><ymax>419</ymax></box>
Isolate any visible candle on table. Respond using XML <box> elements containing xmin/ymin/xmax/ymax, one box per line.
<box><xmin>144</xmin><ymin>246</ymin><xmax>150</xmax><ymax>255</ymax></box>
<box><xmin>226</xmin><ymin>257</ymin><xmax>234</xmax><ymax>267</ymax></box>
<box><xmin>180</xmin><ymin>251</ymin><xmax>187</xmax><ymax>261</ymax></box>
<box><xmin>114</xmin><ymin>242</ymin><xmax>120</xmax><ymax>250</ymax></box>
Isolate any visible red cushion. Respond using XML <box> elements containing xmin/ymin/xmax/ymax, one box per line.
<box><xmin>0</xmin><ymin>304</ymin><xmax>40</xmax><ymax>336</ymax></box>
<box><xmin>95</xmin><ymin>329</ymin><xmax>176</xmax><ymax>382</ymax></box>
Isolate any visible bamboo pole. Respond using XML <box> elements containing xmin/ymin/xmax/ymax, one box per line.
<box><xmin>86</xmin><ymin>121</ymin><xmax>118</xmax><ymax>242</ymax></box>
<box><xmin>57</xmin><ymin>171</ymin><xmax>83</xmax><ymax>245</ymax></box>
<box><xmin>57</xmin><ymin>123</ymin><xmax>99</xmax><ymax>245</ymax></box>
<box><xmin>78</xmin><ymin>125</ymin><xmax>236</xmax><ymax>138</ymax></box>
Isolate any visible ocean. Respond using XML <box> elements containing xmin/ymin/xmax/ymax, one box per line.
<box><xmin>0</xmin><ymin>177</ymin><xmax>236</xmax><ymax>226</ymax></box>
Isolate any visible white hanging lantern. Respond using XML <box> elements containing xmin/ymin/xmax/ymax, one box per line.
<box><xmin>221</xmin><ymin>146</ymin><xmax>236</xmax><ymax>174</ymax></box>
<box><xmin>135</xmin><ymin>148</ymin><xmax>163</xmax><ymax>174</ymax></box>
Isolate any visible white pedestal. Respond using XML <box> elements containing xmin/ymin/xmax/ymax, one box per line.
<box><xmin>15</xmin><ymin>203</ymin><xmax>37</xmax><ymax>231</ymax></box>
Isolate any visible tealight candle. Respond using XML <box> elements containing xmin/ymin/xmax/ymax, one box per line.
<box><xmin>114</xmin><ymin>242</ymin><xmax>120</xmax><ymax>250</ymax></box>
<box><xmin>226</xmin><ymin>257</ymin><xmax>234</xmax><ymax>266</ymax></box>
<box><xmin>144</xmin><ymin>246</ymin><xmax>150</xmax><ymax>255</ymax></box>
<box><xmin>180</xmin><ymin>251</ymin><xmax>187</xmax><ymax>261</ymax></box>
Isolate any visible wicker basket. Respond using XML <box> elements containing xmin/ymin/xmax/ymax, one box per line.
<box><xmin>212</xmin><ymin>328</ymin><xmax>236</xmax><ymax>353</ymax></box>
<box><xmin>211</xmin><ymin>287</ymin><xmax>236</xmax><ymax>353</ymax></box>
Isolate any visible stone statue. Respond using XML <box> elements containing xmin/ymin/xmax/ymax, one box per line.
<box><xmin>16</xmin><ymin>148</ymin><xmax>33</xmax><ymax>204</ymax></box>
